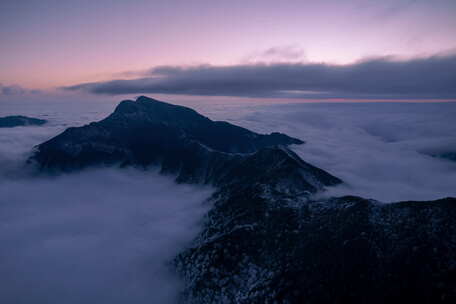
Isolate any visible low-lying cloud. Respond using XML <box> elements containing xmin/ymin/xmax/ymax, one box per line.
<box><xmin>0</xmin><ymin>169</ymin><xmax>211</xmax><ymax>304</ymax></box>
<box><xmin>216</xmin><ymin>102</ymin><xmax>456</xmax><ymax>202</ymax></box>
<box><xmin>1</xmin><ymin>98</ymin><xmax>456</xmax><ymax>304</ymax></box>
<box><xmin>64</xmin><ymin>53</ymin><xmax>456</xmax><ymax>100</ymax></box>
<box><xmin>0</xmin><ymin>113</ymin><xmax>212</xmax><ymax>304</ymax></box>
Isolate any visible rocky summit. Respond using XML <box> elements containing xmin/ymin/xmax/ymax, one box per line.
<box><xmin>29</xmin><ymin>96</ymin><xmax>455</xmax><ymax>303</ymax></box>
<box><xmin>0</xmin><ymin>115</ymin><xmax>47</xmax><ymax>128</ymax></box>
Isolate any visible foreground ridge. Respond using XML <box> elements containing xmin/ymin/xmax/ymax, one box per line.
<box><xmin>175</xmin><ymin>193</ymin><xmax>456</xmax><ymax>303</ymax></box>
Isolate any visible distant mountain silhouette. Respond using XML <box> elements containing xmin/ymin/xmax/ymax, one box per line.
<box><xmin>0</xmin><ymin>115</ymin><xmax>46</xmax><ymax>128</ymax></box>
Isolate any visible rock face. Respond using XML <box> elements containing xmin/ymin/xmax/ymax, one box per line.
<box><xmin>0</xmin><ymin>115</ymin><xmax>47</xmax><ymax>128</ymax></box>
<box><xmin>29</xmin><ymin>96</ymin><xmax>456</xmax><ymax>303</ymax></box>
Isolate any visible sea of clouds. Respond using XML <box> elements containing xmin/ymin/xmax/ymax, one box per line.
<box><xmin>211</xmin><ymin>101</ymin><xmax>456</xmax><ymax>202</ymax></box>
<box><xmin>0</xmin><ymin>100</ymin><xmax>212</xmax><ymax>304</ymax></box>
<box><xmin>1</xmin><ymin>98</ymin><xmax>455</xmax><ymax>303</ymax></box>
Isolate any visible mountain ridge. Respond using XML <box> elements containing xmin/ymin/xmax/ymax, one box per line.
<box><xmin>27</xmin><ymin>96</ymin><xmax>456</xmax><ymax>303</ymax></box>
<box><xmin>29</xmin><ymin>96</ymin><xmax>338</xmax><ymax>193</ymax></box>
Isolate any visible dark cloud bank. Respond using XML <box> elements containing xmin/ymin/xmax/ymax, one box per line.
<box><xmin>64</xmin><ymin>53</ymin><xmax>456</xmax><ymax>99</ymax></box>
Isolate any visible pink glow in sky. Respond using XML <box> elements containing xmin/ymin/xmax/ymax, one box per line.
<box><xmin>1</xmin><ymin>0</ymin><xmax>455</xmax><ymax>100</ymax></box>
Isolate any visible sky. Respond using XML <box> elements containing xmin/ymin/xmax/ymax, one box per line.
<box><xmin>1</xmin><ymin>0</ymin><xmax>456</xmax><ymax>101</ymax></box>
<box><xmin>1</xmin><ymin>2</ymin><xmax>455</xmax><ymax>301</ymax></box>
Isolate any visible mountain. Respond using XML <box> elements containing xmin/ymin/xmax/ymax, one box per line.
<box><xmin>29</xmin><ymin>96</ymin><xmax>456</xmax><ymax>303</ymax></box>
<box><xmin>30</xmin><ymin>96</ymin><xmax>303</xmax><ymax>172</ymax></box>
<box><xmin>30</xmin><ymin>96</ymin><xmax>337</xmax><ymax>192</ymax></box>
<box><xmin>0</xmin><ymin>115</ymin><xmax>47</xmax><ymax>128</ymax></box>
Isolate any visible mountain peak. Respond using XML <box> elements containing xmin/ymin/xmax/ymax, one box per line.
<box><xmin>135</xmin><ymin>95</ymin><xmax>161</xmax><ymax>103</ymax></box>
<box><xmin>30</xmin><ymin>96</ymin><xmax>308</xmax><ymax>170</ymax></box>
<box><xmin>100</xmin><ymin>96</ymin><xmax>303</xmax><ymax>154</ymax></box>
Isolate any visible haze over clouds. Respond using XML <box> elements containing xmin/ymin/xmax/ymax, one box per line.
<box><xmin>64</xmin><ymin>54</ymin><xmax>456</xmax><ymax>100</ymax></box>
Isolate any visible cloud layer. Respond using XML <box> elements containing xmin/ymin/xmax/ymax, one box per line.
<box><xmin>64</xmin><ymin>53</ymin><xmax>456</xmax><ymax>99</ymax></box>
<box><xmin>1</xmin><ymin>98</ymin><xmax>456</xmax><ymax>304</ymax></box>
<box><xmin>0</xmin><ymin>169</ymin><xmax>211</xmax><ymax>304</ymax></box>
<box><xmin>0</xmin><ymin>105</ymin><xmax>212</xmax><ymax>304</ymax></box>
<box><xmin>214</xmin><ymin>102</ymin><xmax>456</xmax><ymax>202</ymax></box>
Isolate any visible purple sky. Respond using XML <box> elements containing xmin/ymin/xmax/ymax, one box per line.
<box><xmin>1</xmin><ymin>0</ymin><xmax>455</xmax><ymax>101</ymax></box>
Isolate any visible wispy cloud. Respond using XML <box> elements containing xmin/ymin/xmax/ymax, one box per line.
<box><xmin>243</xmin><ymin>45</ymin><xmax>306</xmax><ymax>63</ymax></box>
<box><xmin>0</xmin><ymin>83</ymin><xmax>40</xmax><ymax>96</ymax></box>
<box><xmin>357</xmin><ymin>0</ymin><xmax>420</xmax><ymax>21</ymax></box>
